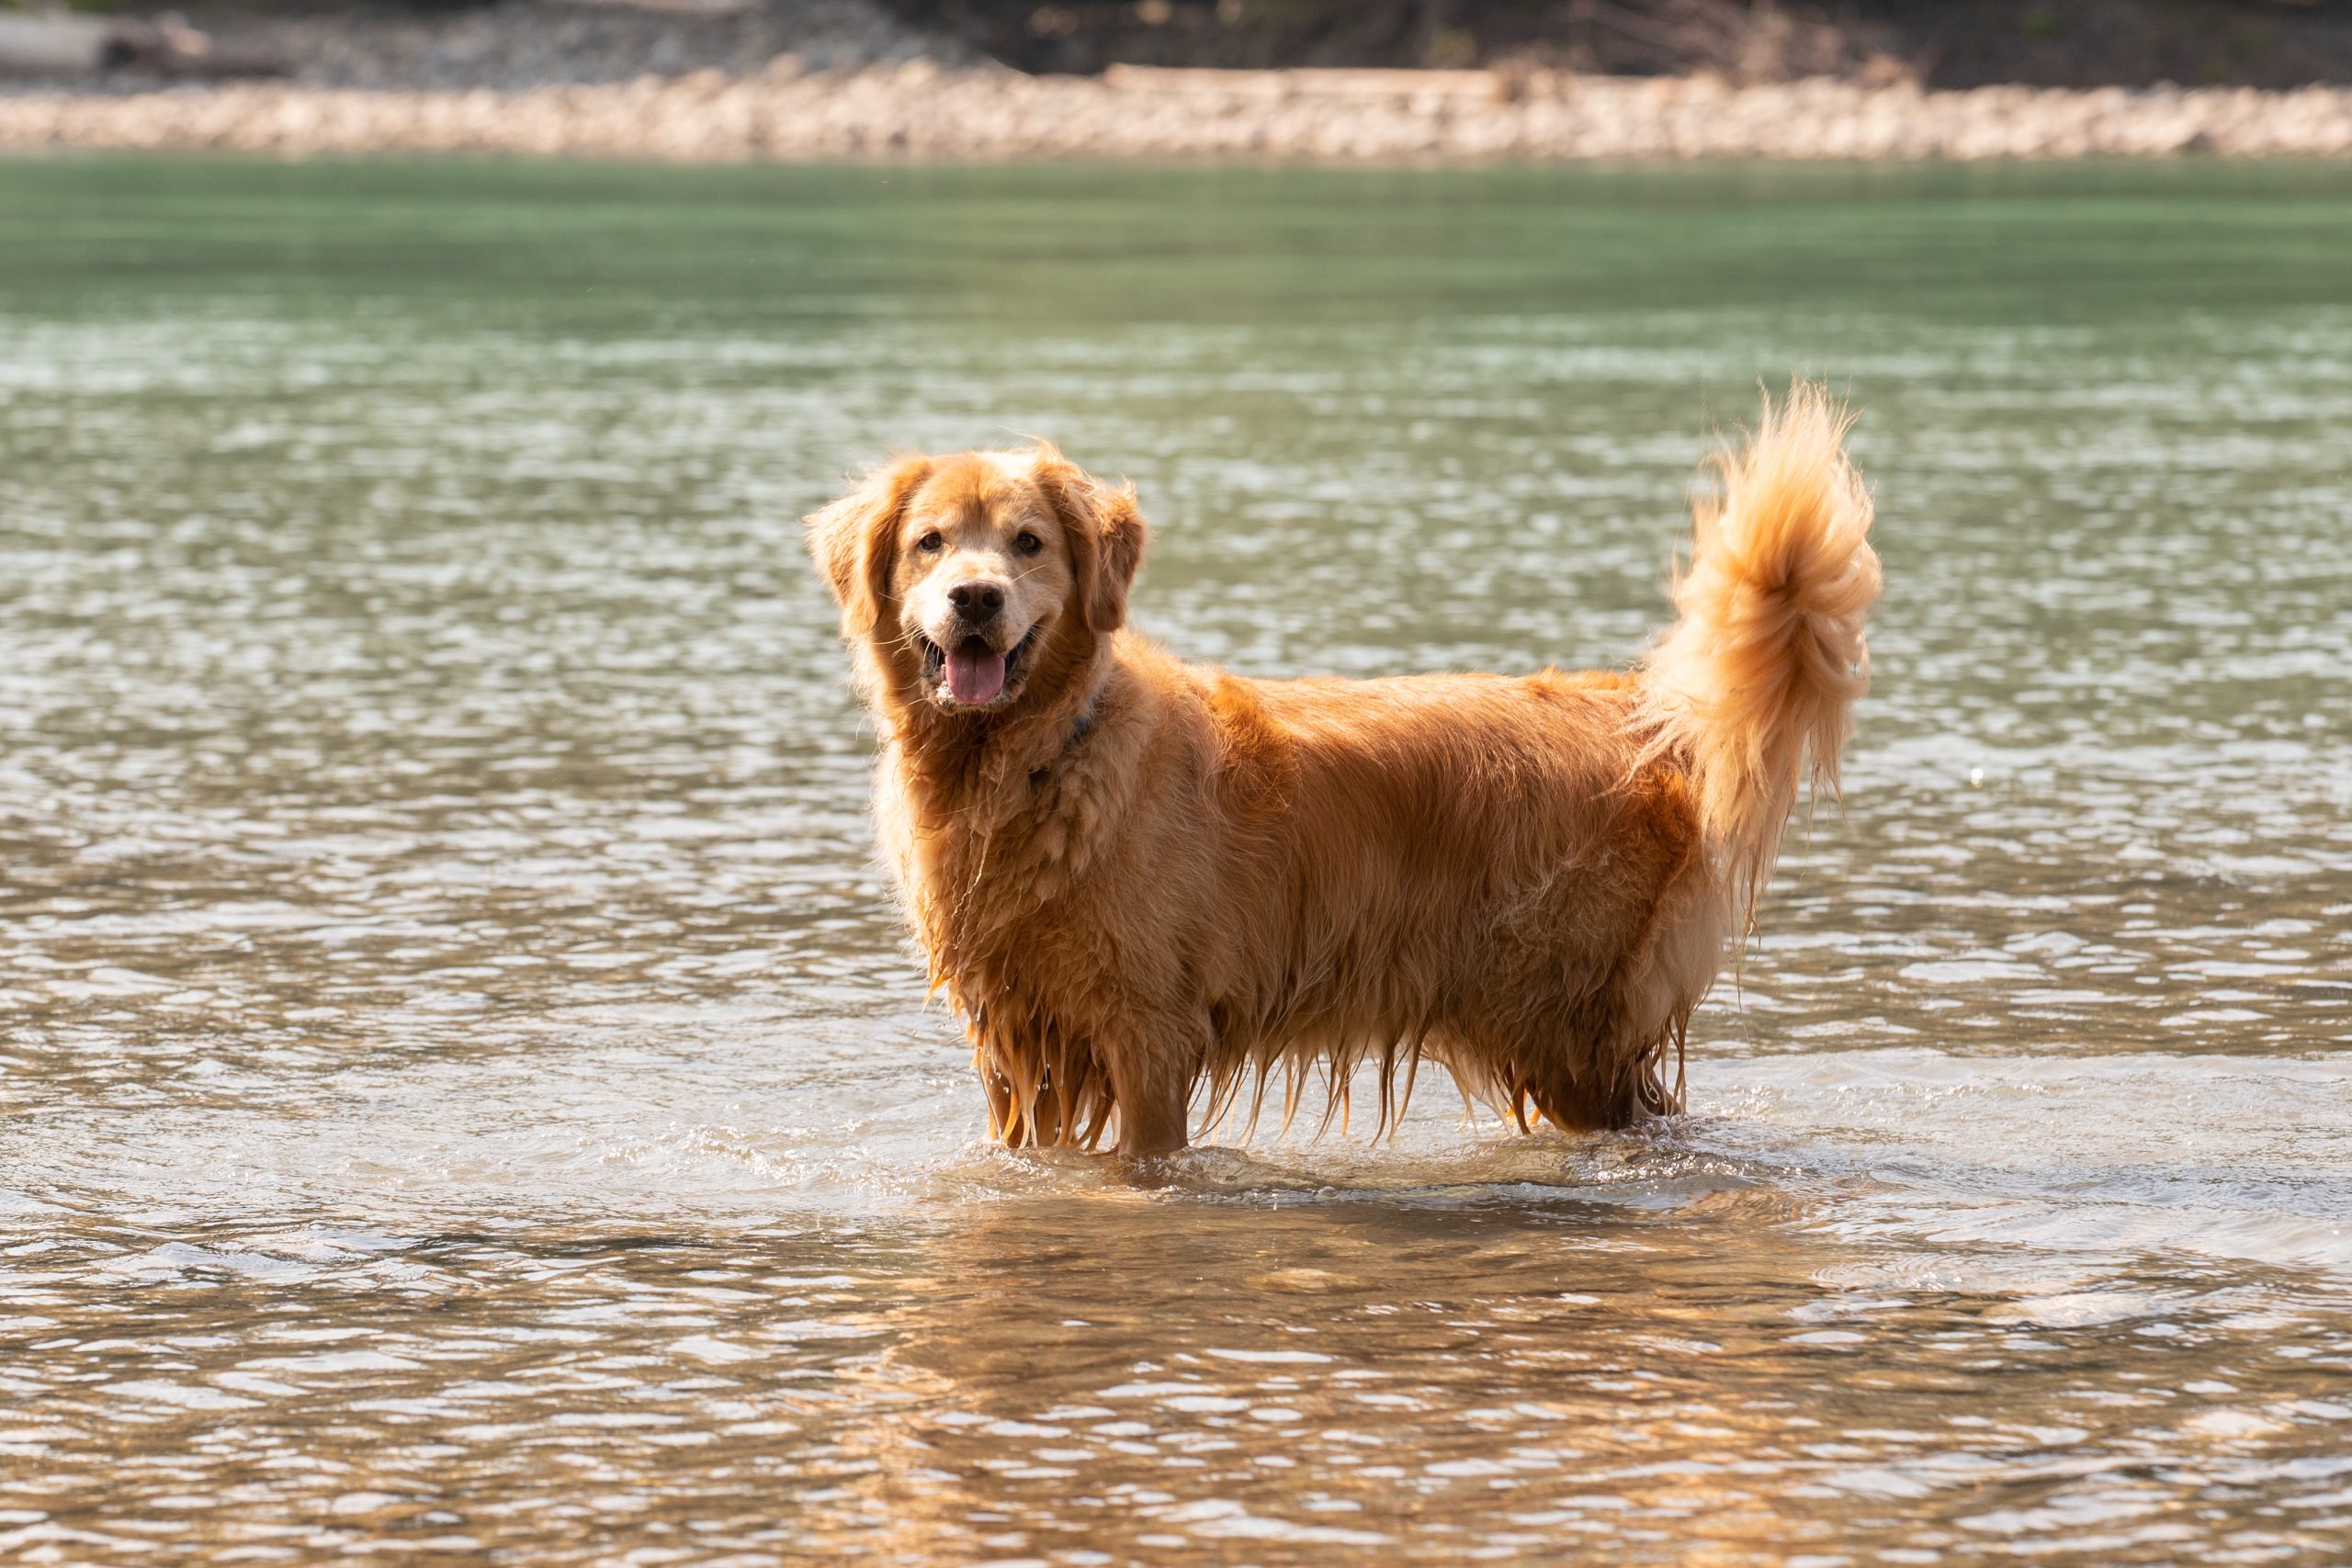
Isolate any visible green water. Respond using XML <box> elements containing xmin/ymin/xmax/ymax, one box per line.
<box><xmin>2</xmin><ymin>156</ymin><xmax>2350</xmax><ymax>1565</ymax></box>
<box><xmin>14</xmin><ymin>158</ymin><xmax>2352</xmax><ymax>319</ymax></box>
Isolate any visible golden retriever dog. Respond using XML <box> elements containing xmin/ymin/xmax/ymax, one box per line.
<box><xmin>808</xmin><ymin>382</ymin><xmax>1880</xmax><ymax>1156</ymax></box>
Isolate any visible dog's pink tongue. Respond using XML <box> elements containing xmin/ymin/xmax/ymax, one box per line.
<box><xmin>945</xmin><ymin>642</ymin><xmax>1006</xmax><ymax>705</ymax></box>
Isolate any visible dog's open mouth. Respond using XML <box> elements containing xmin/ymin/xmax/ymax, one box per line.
<box><xmin>919</xmin><ymin>627</ymin><xmax>1038</xmax><ymax>708</ymax></box>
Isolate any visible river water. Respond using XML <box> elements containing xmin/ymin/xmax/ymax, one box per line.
<box><xmin>2</xmin><ymin>158</ymin><xmax>2349</xmax><ymax>1564</ymax></box>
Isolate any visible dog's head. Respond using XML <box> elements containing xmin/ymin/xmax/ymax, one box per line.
<box><xmin>807</xmin><ymin>445</ymin><xmax>1146</xmax><ymax>714</ymax></box>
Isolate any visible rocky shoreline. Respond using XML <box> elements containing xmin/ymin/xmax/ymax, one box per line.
<box><xmin>4</xmin><ymin>1</ymin><xmax>2351</xmax><ymax>163</ymax></box>
<box><xmin>6</xmin><ymin>61</ymin><xmax>2352</xmax><ymax>162</ymax></box>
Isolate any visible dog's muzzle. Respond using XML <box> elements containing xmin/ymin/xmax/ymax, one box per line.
<box><xmin>918</xmin><ymin>626</ymin><xmax>1040</xmax><ymax>708</ymax></box>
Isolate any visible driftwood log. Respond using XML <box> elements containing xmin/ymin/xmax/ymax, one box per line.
<box><xmin>0</xmin><ymin>12</ymin><xmax>282</xmax><ymax>79</ymax></box>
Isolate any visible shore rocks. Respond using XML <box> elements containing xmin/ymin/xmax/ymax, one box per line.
<box><xmin>6</xmin><ymin>51</ymin><xmax>2352</xmax><ymax>162</ymax></box>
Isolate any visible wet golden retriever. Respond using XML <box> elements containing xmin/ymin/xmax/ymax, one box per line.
<box><xmin>808</xmin><ymin>383</ymin><xmax>1880</xmax><ymax>1155</ymax></box>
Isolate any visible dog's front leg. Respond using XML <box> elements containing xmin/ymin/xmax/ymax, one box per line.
<box><xmin>1107</xmin><ymin>1045</ymin><xmax>1193</xmax><ymax>1156</ymax></box>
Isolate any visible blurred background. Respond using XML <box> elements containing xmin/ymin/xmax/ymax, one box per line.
<box><xmin>3</xmin><ymin>6</ymin><xmax>2351</xmax><ymax>1567</ymax></box>
<box><xmin>8</xmin><ymin>0</ymin><xmax>2352</xmax><ymax>88</ymax></box>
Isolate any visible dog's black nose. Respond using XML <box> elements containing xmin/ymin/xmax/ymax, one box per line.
<box><xmin>947</xmin><ymin>581</ymin><xmax>1005</xmax><ymax>620</ymax></box>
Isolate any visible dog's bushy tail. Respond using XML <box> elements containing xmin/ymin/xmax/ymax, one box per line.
<box><xmin>1640</xmin><ymin>381</ymin><xmax>1882</xmax><ymax>927</ymax></box>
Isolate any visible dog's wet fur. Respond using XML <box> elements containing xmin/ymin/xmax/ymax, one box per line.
<box><xmin>808</xmin><ymin>383</ymin><xmax>1881</xmax><ymax>1155</ymax></box>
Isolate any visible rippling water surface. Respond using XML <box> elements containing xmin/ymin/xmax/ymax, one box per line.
<box><xmin>3</xmin><ymin>158</ymin><xmax>2350</xmax><ymax>1564</ymax></box>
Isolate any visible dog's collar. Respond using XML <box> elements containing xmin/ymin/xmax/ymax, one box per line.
<box><xmin>1031</xmin><ymin>691</ymin><xmax>1102</xmax><ymax>788</ymax></box>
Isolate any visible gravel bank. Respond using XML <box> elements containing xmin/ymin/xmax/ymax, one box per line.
<box><xmin>6</xmin><ymin>62</ymin><xmax>2352</xmax><ymax>161</ymax></box>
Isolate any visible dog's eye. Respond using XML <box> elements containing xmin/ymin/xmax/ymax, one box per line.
<box><xmin>1013</xmin><ymin>531</ymin><xmax>1044</xmax><ymax>556</ymax></box>
<box><xmin>916</xmin><ymin>531</ymin><xmax>944</xmax><ymax>554</ymax></box>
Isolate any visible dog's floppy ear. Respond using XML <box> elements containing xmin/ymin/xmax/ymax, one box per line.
<box><xmin>1034</xmin><ymin>446</ymin><xmax>1148</xmax><ymax>635</ymax></box>
<box><xmin>806</xmin><ymin>456</ymin><xmax>933</xmax><ymax>635</ymax></box>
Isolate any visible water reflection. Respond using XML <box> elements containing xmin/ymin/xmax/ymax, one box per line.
<box><xmin>862</xmin><ymin>1193</ymin><xmax>2352</xmax><ymax>1563</ymax></box>
<box><xmin>1</xmin><ymin>158</ymin><xmax>2349</xmax><ymax>1562</ymax></box>
<box><xmin>10</xmin><ymin>1188</ymin><xmax>2347</xmax><ymax>1562</ymax></box>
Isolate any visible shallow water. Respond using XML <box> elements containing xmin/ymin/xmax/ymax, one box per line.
<box><xmin>3</xmin><ymin>158</ymin><xmax>2350</xmax><ymax>1564</ymax></box>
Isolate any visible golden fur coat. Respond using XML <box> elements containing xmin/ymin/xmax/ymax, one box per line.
<box><xmin>808</xmin><ymin>384</ymin><xmax>1880</xmax><ymax>1154</ymax></box>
